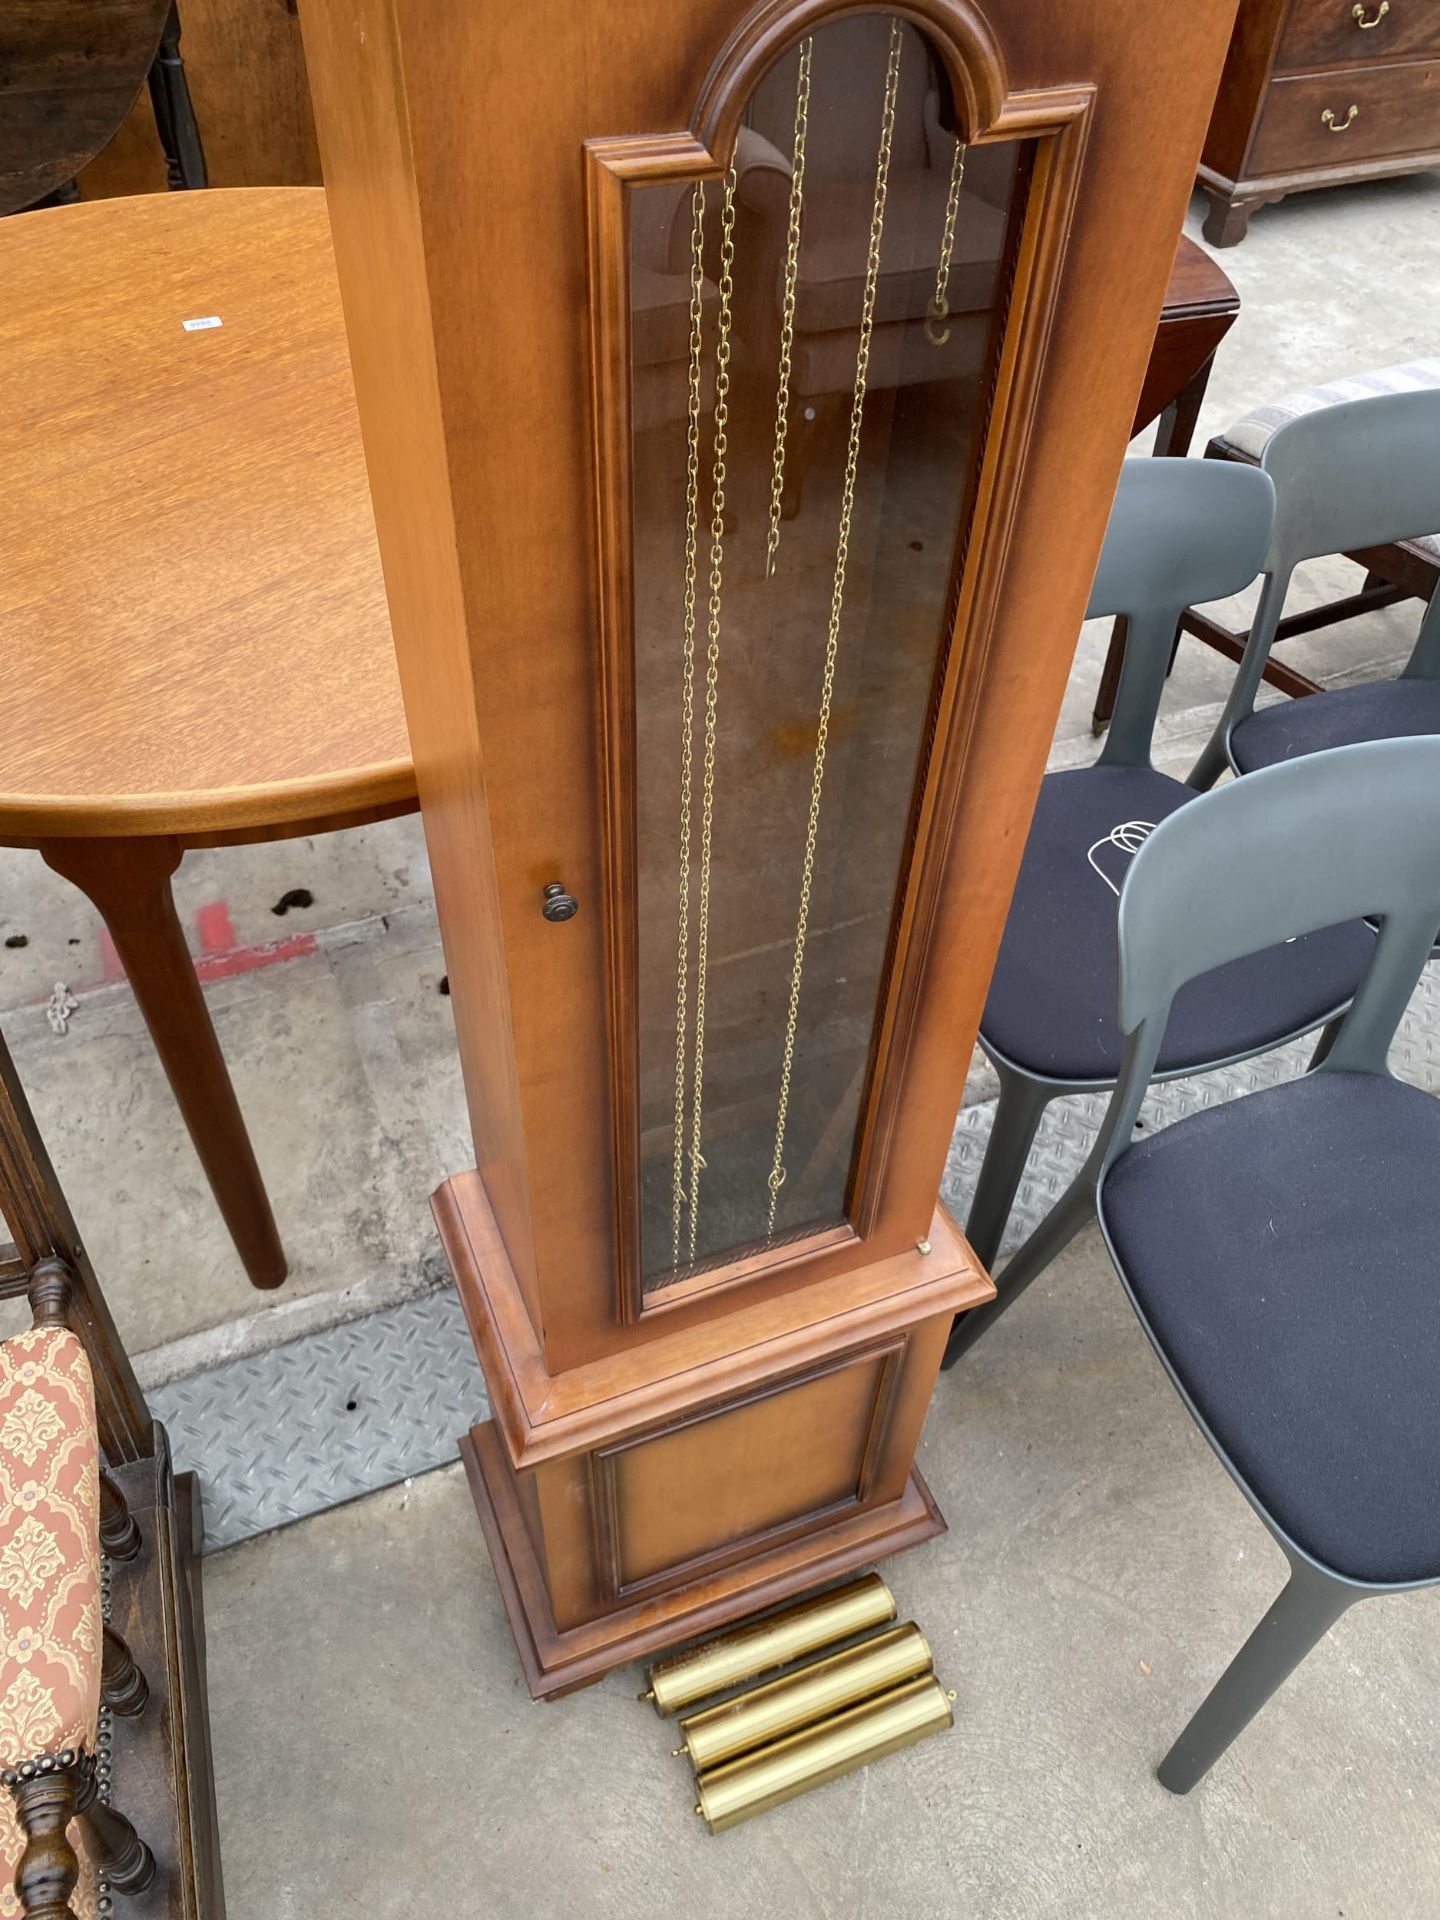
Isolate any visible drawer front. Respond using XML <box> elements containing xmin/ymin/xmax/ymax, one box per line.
<box><xmin>1251</xmin><ymin>58</ymin><xmax>1440</xmax><ymax>174</ymax></box>
<box><xmin>1279</xmin><ymin>0</ymin><xmax>1440</xmax><ymax>71</ymax></box>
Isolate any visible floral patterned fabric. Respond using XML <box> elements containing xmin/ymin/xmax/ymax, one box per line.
<box><xmin>0</xmin><ymin>1328</ymin><xmax>101</xmax><ymax>1770</ymax></box>
<box><xmin>0</xmin><ymin>1326</ymin><xmax>102</xmax><ymax>1918</ymax></box>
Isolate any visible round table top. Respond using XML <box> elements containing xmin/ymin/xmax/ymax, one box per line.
<box><xmin>0</xmin><ymin>186</ymin><xmax>414</xmax><ymax>841</ymax></box>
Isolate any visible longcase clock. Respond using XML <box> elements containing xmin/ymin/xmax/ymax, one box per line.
<box><xmin>301</xmin><ymin>0</ymin><xmax>1241</xmax><ymax>1695</ymax></box>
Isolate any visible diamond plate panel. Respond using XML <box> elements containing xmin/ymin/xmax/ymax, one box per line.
<box><xmin>150</xmin><ymin>1288</ymin><xmax>488</xmax><ymax>1552</ymax></box>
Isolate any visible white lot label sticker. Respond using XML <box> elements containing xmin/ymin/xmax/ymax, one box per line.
<box><xmin>182</xmin><ymin>315</ymin><xmax>223</xmax><ymax>332</ymax></box>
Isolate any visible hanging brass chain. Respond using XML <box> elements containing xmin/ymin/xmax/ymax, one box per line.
<box><xmin>671</xmin><ymin>181</ymin><xmax>707</xmax><ymax>1267</ymax></box>
<box><xmin>925</xmin><ymin>134</ymin><xmax>968</xmax><ymax>347</ymax></box>
<box><xmin>687</xmin><ymin>166</ymin><xmax>738</xmax><ymax>1261</ymax></box>
<box><xmin>766</xmin><ymin>19</ymin><xmax>903</xmax><ymax>1235</ymax></box>
<box><xmin>764</xmin><ymin>36</ymin><xmax>814</xmax><ymax>580</ymax></box>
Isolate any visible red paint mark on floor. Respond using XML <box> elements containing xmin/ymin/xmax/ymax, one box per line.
<box><xmin>66</xmin><ymin>899</ymin><xmax>317</xmax><ymax>1002</ymax></box>
<box><xmin>194</xmin><ymin>931</ymin><xmax>317</xmax><ymax>982</ymax></box>
<box><xmin>196</xmin><ymin>900</ymin><xmax>238</xmax><ymax>955</ymax></box>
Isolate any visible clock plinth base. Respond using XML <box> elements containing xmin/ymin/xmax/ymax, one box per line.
<box><xmin>461</xmin><ymin>1420</ymin><xmax>948</xmax><ymax>1700</ymax></box>
<box><xmin>438</xmin><ymin>1169</ymin><xmax>988</xmax><ymax>1701</ymax></box>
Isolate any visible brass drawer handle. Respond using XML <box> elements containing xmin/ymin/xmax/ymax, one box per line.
<box><xmin>1352</xmin><ymin>1</ymin><xmax>1389</xmax><ymax>26</ymax></box>
<box><xmin>1321</xmin><ymin>103</ymin><xmax>1360</xmax><ymax>131</ymax></box>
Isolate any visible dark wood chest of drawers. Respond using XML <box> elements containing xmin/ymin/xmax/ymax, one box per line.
<box><xmin>1199</xmin><ymin>0</ymin><xmax>1440</xmax><ymax>244</ymax></box>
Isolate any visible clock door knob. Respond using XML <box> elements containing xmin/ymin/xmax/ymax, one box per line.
<box><xmin>541</xmin><ymin>882</ymin><xmax>579</xmax><ymax>922</ymax></box>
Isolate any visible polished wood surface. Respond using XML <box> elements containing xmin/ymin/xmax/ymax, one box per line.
<box><xmin>0</xmin><ymin>0</ymin><xmax>171</xmax><ymax>213</ymax></box>
<box><xmin>305</xmin><ymin>0</ymin><xmax>1240</xmax><ymax>1694</ymax></box>
<box><xmin>0</xmin><ymin>188</ymin><xmax>407</xmax><ymax>840</ymax></box>
<box><xmin>1250</xmin><ymin>57</ymin><xmax>1440</xmax><ymax>173</ymax></box>
<box><xmin>40</xmin><ymin>836</ymin><xmax>285</xmax><ymax>1287</ymax></box>
<box><xmin>1199</xmin><ymin>0</ymin><xmax>1440</xmax><ymax>245</ymax></box>
<box><xmin>0</xmin><ymin>187</ymin><xmax>412</xmax><ymax>1289</ymax></box>
<box><xmin>80</xmin><ymin>0</ymin><xmax>322</xmax><ymax>197</ymax></box>
<box><xmin>1281</xmin><ymin>0</ymin><xmax>1440</xmax><ymax>64</ymax></box>
<box><xmin>1133</xmin><ymin>235</ymin><xmax>1241</xmax><ymax>439</ymax></box>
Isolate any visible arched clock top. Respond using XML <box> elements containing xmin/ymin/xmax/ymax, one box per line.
<box><xmin>694</xmin><ymin>0</ymin><xmax>1009</xmax><ymax>162</ymax></box>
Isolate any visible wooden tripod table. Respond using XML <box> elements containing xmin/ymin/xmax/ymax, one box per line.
<box><xmin>0</xmin><ymin>188</ymin><xmax>415</xmax><ymax>1289</ymax></box>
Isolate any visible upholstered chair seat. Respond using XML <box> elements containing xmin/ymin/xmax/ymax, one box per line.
<box><xmin>0</xmin><ymin>1328</ymin><xmax>102</xmax><ymax>1920</ymax></box>
<box><xmin>1214</xmin><ymin>357</ymin><xmax>1440</xmax><ymax>495</ymax></box>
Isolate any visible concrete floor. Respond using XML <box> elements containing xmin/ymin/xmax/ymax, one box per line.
<box><xmin>205</xmin><ymin>1249</ymin><xmax>1440</xmax><ymax>1920</ymax></box>
<box><xmin>4</xmin><ymin>169</ymin><xmax>1440</xmax><ymax>1914</ymax></box>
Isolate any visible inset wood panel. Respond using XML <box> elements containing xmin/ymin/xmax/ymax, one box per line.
<box><xmin>1251</xmin><ymin>57</ymin><xmax>1440</xmax><ymax>173</ymax></box>
<box><xmin>1278</xmin><ymin>0</ymin><xmax>1440</xmax><ymax>71</ymax></box>
<box><xmin>596</xmin><ymin>1339</ymin><xmax>902</xmax><ymax>1594</ymax></box>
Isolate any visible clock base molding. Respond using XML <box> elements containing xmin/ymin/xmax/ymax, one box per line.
<box><xmin>436</xmin><ymin>1169</ymin><xmax>987</xmax><ymax>1699</ymax></box>
<box><xmin>462</xmin><ymin>1422</ymin><xmax>949</xmax><ymax>1700</ymax></box>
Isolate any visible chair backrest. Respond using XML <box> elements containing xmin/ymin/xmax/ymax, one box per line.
<box><xmin>1091</xmin><ymin>738</ymin><xmax>1440</xmax><ymax>1176</ymax></box>
<box><xmin>1196</xmin><ymin>388</ymin><xmax>1440</xmax><ymax>762</ymax></box>
<box><xmin>1088</xmin><ymin>458</ymin><xmax>1275</xmax><ymax>770</ymax></box>
<box><xmin>1263</xmin><ymin>388</ymin><xmax>1440</xmax><ymax>567</ymax></box>
<box><xmin>0</xmin><ymin>0</ymin><xmax>172</xmax><ymax>215</ymax></box>
<box><xmin>0</xmin><ymin>1027</ymin><xmax>149</xmax><ymax>1464</ymax></box>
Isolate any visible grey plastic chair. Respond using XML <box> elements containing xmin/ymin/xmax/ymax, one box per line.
<box><xmin>942</xmin><ymin>458</ymin><xmax>1373</xmax><ymax>1368</ymax></box>
<box><xmin>1189</xmin><ymin>387</ymin><xmax>1440</xmax><ymax>792</ymax></box>
<box><xmin>1073</xmin><ymin>736</ymin><xmax>1440</xmax><ymax>1792</ymax></box>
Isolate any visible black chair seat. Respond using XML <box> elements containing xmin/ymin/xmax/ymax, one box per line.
<box><xmin>1231</xmin><ymin>679</ymin><xmax>1440</xmax><ymax>774</ymax></box>
<box><xmin>1100</xmin><ymin>1071</ymin><xmax>1440</xmax><ymax>1585</ymax></box>
<box><xmin>979</xmin><ymin>768</ymin><xmax>1372</xmax><ymax>1082</ymax></box>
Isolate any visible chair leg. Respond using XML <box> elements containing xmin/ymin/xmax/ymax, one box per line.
<box><xmin>98</xmin><ymin>1469</ymin><xmax>141</xmax><ymax>1563</ymax></box>
<box><xmin>146</xmin><ymin>1</ymin><xmax>209</xmax><ymax>189</ymax></box>
<box><xmin>1156</xmin><ymin>1560</ymin><xmax>1357</xmax><ymax>1795</ymax></box>
<box><xmin>960</xmin><ymin>1067</ymin><xmax>1054</xmax><ymax>1274</ymax></box>
<box><xmin>38</xmin><ymin>836</ymin><xmax>287</xmax><ymax>1289</ymax></box>
<box><xmin>942</xmin><ymin>1162</ymin><xmax>1097</xmax><ymax>1369</ymax></box>
<box><xmin>100</xmin><ymin>1625</ymin><xmax>148</xmax><ymax>1720</ymax></box>
<box><xmin>4</xmin><ymin>1757</ymin><xmax>82</xmax><ymax>1920</ymax></box>
<box><xmin>75</xmin><ymin>1791</ymin><xmax>154</xmax><ymax>1896</ymax></box>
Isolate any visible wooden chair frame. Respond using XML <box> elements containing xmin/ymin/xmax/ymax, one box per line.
<box><xmin>0</xmin><ymin>1037</ymin><xmax>224</xmax><ymax>1918</ymax></box>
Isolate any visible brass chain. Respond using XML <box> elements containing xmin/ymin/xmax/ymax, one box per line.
<box><xmin>764</xmin><ymin>36</ymin><xmax>814</xmax><ymax>580</ymax></box>
<box><xmin>670</xmin><ymin>181</ymin><xmax>707</xmax><ymax>1267</ymax></box>
<box><xmin>925</xmin><ymin>134</ymin><xmax>968</xmax><ymax>347</ymax></box>
<box><xmin>687</xmin><ymin>166</ymin><xmax>738</xmax><ymax>1261</ymax></box>
<box><xmin>766</xmin><ymin>19</ymin><xmax>903</xmax><ymax>1235</ymax></box>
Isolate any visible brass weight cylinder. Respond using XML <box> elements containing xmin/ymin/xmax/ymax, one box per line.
<box><xmin>675</xmin><ymin>1623</ymin><xmax>932</xmax><ymax>1771</ymax></box>
<box><xmin>694</xmin><ymin>1674</ymin><xmax>954</xmax><ymax>1833</ymax></box>
<box><xmin>644</xmin><ymin>1573</ymin><xmax>895</xmax><ymax>1717</ymax></box>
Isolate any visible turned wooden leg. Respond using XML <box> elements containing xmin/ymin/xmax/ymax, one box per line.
<box><xmin>38</xmin><ymin>836</ymin><xmax>286</xmax><ymax>1289</ymax></box>
<box><xmin>146</xmin><ymin>0</ymin><xmax>208</xmax><ymax>191</ymax></box>
<box><xmin>4</xmin><ymin>1756</ymin><xmax>82</xmax><ymax>1920</ymax></box>
<box><xmin>74</xmin><ymin>1784</ymin><xmax>154</xmax><ymax>1895</ymax></box>
<box><xmin>100</xmin><ymin>1626</ymin><xmax>148</xmax><ymax>1720</ymax></box>
<box><xmin>98</xmin><ymin>1470</ymin><xmax>142</xmax><ymax>1563</ymax></box>
<box><xmin>25</xmin><ymin>1261</ymin><xmax>71</xmax><ymax>1330</ymax></box>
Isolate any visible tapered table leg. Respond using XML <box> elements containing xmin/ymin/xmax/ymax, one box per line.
<box><xmin>38</xmin><ymin>836</ymin><xmax>287</xmax><ymax>1289</ymax></box>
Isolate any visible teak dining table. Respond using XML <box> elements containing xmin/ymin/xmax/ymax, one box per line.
<box><xmin>0</xmin><ymin>189</ymin><xmax>1224</xmax><ymax>1295</ymax></box>
<box><xmin>0</xmin><ymin>187</ymin><xmax>413</xmax><ymax>1289</ymax></box>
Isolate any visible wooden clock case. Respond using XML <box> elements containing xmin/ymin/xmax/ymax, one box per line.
<box><xmin>300</xmin><ymin>0</ymin><xmax>1241</xmax><ymax>1696</ymax></box>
